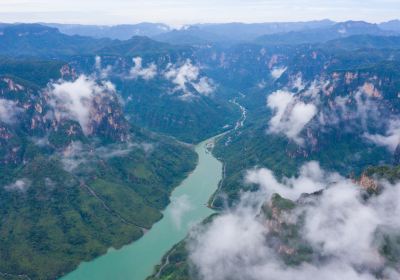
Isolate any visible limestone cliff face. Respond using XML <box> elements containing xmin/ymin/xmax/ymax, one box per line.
<box><xmin>357</xmin><ymin>173</ymin><xmax>379</xmax><ymax>193</ymax></box>
<box><xmin>0</xmin><ymin>71</ymin><xmax>131</xmax><ymax>167</ymax></box>
<box><xmin>261</xmin><ymin>194</ymin><xmax>314</xmax><ymax>265</ymax></box>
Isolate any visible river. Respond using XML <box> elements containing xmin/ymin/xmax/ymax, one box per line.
<box><xmin>61</xmin><ymin>136</ymin><xmax>223</xmax><ymax>280</ymax></box>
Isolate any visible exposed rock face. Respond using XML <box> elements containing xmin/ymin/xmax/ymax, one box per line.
<box><xmin>261</xmin><ymin>194</ymin><xmax>313</xmax><ymax>265</ymax></box>
<box><xmin>0</xmin><ymin>69</ymin><xmax>131</xmax><ymax>167</ymax></box>
<box><xmin>358</xmin><ymin>173</ymin><xmax>379</xmax><ymax>192</ymax></box>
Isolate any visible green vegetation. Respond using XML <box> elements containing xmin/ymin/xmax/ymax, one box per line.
<box><xmin>0</xmin><ymin>53</ymin><xmax>198</xmax><ymax>279</ymax></box>
<box><xmin>0</xmin><ymin>136</ymin><xmax>197</xmax><ymax>279</ymax></box>
<box><xmin>365</xmin><ymin>165</ymin><xmax>400</xmax><ymax>183</ymax></box>
<box><xmin>147</xmin><ymin>241</ymin><xmax>192</xmax><ymax>280</ymax></box>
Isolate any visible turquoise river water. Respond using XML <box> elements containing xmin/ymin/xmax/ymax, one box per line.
<box><xmin>61</xmin><ymin>136</ymin><xmax>223</xmax><ymax>280</ymax></box>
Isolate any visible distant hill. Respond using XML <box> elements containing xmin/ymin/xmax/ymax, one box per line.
<box><xmin>45</xmin><ymin>22</ymin><xmax>171</xmax><ymax>40</ymax></box>
<box><xmin>256</xmin><ymin>21</ymin><xmax>398</xmax><ymax>45</ymax></box>
<box><xmin>0</xmin><ymin>24</ymin><xmax>111</xmax><ymax>57</ymax></box>
<box><xmin>0</xmin><ymin>24</ymin><xmax>176</xmax><ymax>58</ymax></box>
<box><xmin>153</xmin><ymin>20</ymin><xmax>335</xmax><ymax>45</ymax></box>
<box><xmin>379</xmin><ymin>19</ymin><xmax>400</xmax><ymax>32</ymax></box>
<box><xmin>325</xmin><ymin>34</ymin><xmax>400</xmax><ymax>50</ymax></box>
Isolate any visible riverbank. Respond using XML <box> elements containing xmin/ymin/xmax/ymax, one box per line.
<box><xmin>60</xmin><ymin>136</ymin><xmax>223</xmax><ymax>280</ymax></box>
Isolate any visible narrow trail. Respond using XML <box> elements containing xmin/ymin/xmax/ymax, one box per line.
<box><xmin>0</xmin><ymin>271</ymin><xmax>32</xmax><ymax>280</ymax></box>
<box><xmin>154</xmin><ymin>247</ymin><xmax>175</xmax><ymax>278</ymax></box>
<box><xmin>80</xmin><ymin>181</ymin><xmax>148</xmax><ymax>233</ymax></box>
<box><xmin>61</xmin><ymin>136</ymin><xmax>223</xmax><ymax>280</ymax></box>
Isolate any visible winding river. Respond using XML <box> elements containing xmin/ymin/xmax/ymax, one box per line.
<box><xmin>61</xmin><ymin>136</ymin><xmax>223</xmax><ymax>280</ymax></box>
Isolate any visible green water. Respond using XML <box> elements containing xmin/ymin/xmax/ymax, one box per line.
<box><xmin>61</xmin><ymin>137</ymin><xmax>223</xmax><ymax>280</ymax></box>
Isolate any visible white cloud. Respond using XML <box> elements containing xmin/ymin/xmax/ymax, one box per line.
<box><xmin>270</xmin><ymin>66</ymin><xmax>287</xmax><ymax>80</ymax></box>
<box><xmin>246</xmin><ymin>161</ymin><xmax>339</xmax><ymax>200</ymax></box>
<box><xmin>95</xmin><ymin>142</ymin><xmax>154</xmax><ymax>159</ymax></box>
<box><xmin>61</xmin><ymin>141</ymin><xmax>88</xmax><ymax>172</ymax></box>
<box><xmin>188</xmin><ymin>162</ymin><xmax>400</xmax><ymax>280</ymax></box>
<box><xmin>95</xmin><ymin>55</ymin><xmax>113</xmax><ymax>79</ymax></box>
<box><xmin>0</xmin><ymin>99</ymin><xmax>22</xmax><ymax>124</ymax></box>
<box><xmin>291</xmin><ymin>75</ymin><xmax>306</xmax><ymax>92</ymax></box>
<box><xmin>48</xmin><ymin>75</ymin><xmax>116</xmax><ymax>135</ymax></box>
<box><xmin>192</xmin><ymin>77</ymin><xmax>215</xmax><ymax>96</ymax></box>
<box><xmin>267</xmin><ymin>90</ymin><xmax>317</xmax><ymax>144</ymax></box>
<box><xmin>129</xmin><ymin>57</ymin><xmax>157</xmax><ymax>80</ymax></box>
<box><xmin>164</xmin><ymin>60</ymin><xmax>215</xmax><ymax>98</ymax></box>
<box><xmin>60</xmin><ymin>140</ymin><xmax>153</xmax><ymax>172</ymax></box>
<box><xmin>364</xmin><ymin>119</ymin><xmax>400</xmax><ymax>152</ymax></box>
<box><xmin>4</xmin><ymin>178</ymin><xmax>31</xmax><ymax>192</ymax></box>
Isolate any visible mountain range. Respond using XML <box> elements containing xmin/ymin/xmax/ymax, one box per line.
<box><xmin>1</xmin><ymin>19</ymin><xmax>400</xmax><ymax>280</ymax></box>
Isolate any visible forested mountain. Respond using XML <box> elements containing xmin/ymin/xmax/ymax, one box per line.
<box><xmin>2</xmin><ymin>20</ymin><xmax>400</xmax><ymax>280</ymax></box>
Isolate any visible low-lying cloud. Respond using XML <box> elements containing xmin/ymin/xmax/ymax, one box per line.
<box><xmin>4</xmin><ymin>178</ymin><xmax>31</xmax><ymax>192</ymax></box>
<box><xmin>364</xmin><ymin>119</ymin><xmax>400</xmax><ymax>152</ymax></box>
<box><xmin>59</xmin><ymin>140</ymin><xmax>154</xmax><ymax>172</ymax></box>
<box><xmin>265</xmin><ymin>78</ymin><xmax>400</xmax><ymax>152</ymax></box>
<box><xmin>95</xmin><ymin>56</ymin><xmax>113</xmax><ymax>79</ymax></box>
<box><xmin>129</xmin><ymin>57</ymin><xmax>157</xmax><ymax>80</ymax></box>
<box><xmin>0</xmin><ymin>98</ymin><xmax>22</xmax><ymax>124</ymax></box>
<box><xmin>164</xmin><ymin>60</ymin><xmax>215</xmax><ymax>99</ymax></box>
<box><xmin>267</xmin><ymin>90</ymin><xmax>317</xmax><ymax>144</ymax></box>
<box><xmin>188</xmin><ymin>162</ymin><xmax>400</xmax><ymax>280</ymax></box>
<box><xmin>270</xmin><ymin>66</ymin><xmax>287</xmax><ymax>80</ymax></box>
<box><xmin>48</xmin><ymin>75</ymin><xmax>116</xmax><ymax>135</ymax></box>
<box><xmin>170</xmin><ymin>194</ymin><xmax>193</xmax><ymax>230</ymax></box>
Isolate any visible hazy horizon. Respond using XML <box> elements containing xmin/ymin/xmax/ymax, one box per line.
<box><xmin>1</xmin><ymin>0</ymin><xmax>399</xmax><ymax>27</ymax></box>
<box><xmin>1</xmin><ymin>19</ymin><xmax>399</xmax><ymax>29</ymax></box>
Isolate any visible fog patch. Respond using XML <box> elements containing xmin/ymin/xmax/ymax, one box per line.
<box><xmin>267</xmin><ymin>90</ymin><xmax>317</xmax><ymax>145</ymax></box>
<box><xmin>271</xmin><ymin>66</ymin><xmax>287</xmax><ymax>80</ymax></box>
<box><xmin>170</xmin><ymin>194</ymin><xmax>193</xmax><ymax>230</ymax></box>
<box><xmin>47</xmin><ymin>75</ymin><xmax>117</xmax><ymax>135</ymax></box>
<box><xmin>60</xmin><ymin>141</ymin><xmax>88</xmax><ymax>172</ymax></box>
<box><xmin>31</xmin><ymin>135</ymin><xmax>50</xmax><ymax>147</ymax></box>
<box><xmin>0</xmin><ymin>99</ymin><xmax>22</xmax><ymax>124</ymax></box>
<box><xmin>95</xmin><ymin>56</ymin><xmax>113</xmax><ymax>79</ymax></box>
<box><xmin>129</xmin><ymin>57</ymin><xmax>157</xmax><ymax>80</ymax></box>
<box><xmin>164</xmin><ymin>60</ymin><xmax>215</xmax><ymax>99</ymax></box>
<box><xmin>96</xmin><ymin>141</ymin><xmax>154</xmax><ymax>159</ymax></box>
<box><xmin>364</xmin><ymin>119</ymin><xmax>400</xmax><ymax>152</ymax></box>
<box><xmin>60</xmin><ymin>140</ymin><xmax>154</xmax><ymax>172</ymax></box>
<box><xmin>4</xmin><ymin>178</ymin><xmax>31</xmax><ymax>192</ymax></box>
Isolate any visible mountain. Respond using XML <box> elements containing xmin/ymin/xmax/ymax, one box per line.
<box><xmin>152</xmin><ymin>26</ymin><xmax>226</xmax><ymax>45</ymax></box>
<box><xmin>46</xmin><ymin>22</ymin><xmax>171</xmax><ymax>40</ymax></box>
<box><xmin>153</xmin><ymin>20</ymin><xmax>335</xmax><ymax>45</ymax></box>
<box><xmin>0</xmin><ymin>56</ymin><xmax>198</xmax><ymax>279</ymax></box>
<box><xmin>190</xmin><ymin>20</ymin><xmax>335</xmax><ymax>40</ymax></box>
<box><xmin>96</xmin><ymin>36</ymin><xmax>185</xmax><ymax>56</ymax></box>
<box><xmin>256</xmin><ymin>21</ymin><xmax>396</xmax><ymax>45</ymax></box>
<box><xmin>0</xmin><ymin>24</ymin><xmax>111</xmax><ymax>57</ymax></box>
<box><xmin>379</xmin><ymin>19</ymin><xmax>400</xmax><ymax>32</ymax></box>
<box><xmin>325</xmin><ymin>35</ymin><xmax>400</xmax><ymax>50</ymax></box>
<box><xmin>3</xmin><ymin>21</ymin><xmax>400</xmax><ymax>280</ymax></box>
<box><xmin>209</xmin><ymin>44</ymin><xmax>400</xmax><ymax>205</ymax></box>
<box><xmin>149</xmin><ymin>170</ymin><xmax>400</xmax><ymax>280</ymax></box>
<box><xmin>0</xmin><ymin>24</ymin><xmax>239</xmax><ymax>143</ymax></box>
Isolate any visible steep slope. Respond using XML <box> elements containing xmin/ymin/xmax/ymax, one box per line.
<box><xmin>0</xmin><ymin>60</ymin><xmax>197</xmax><ymax>279</ymax></box>
<box><xmin>212</xmin><ymin>46</ymin><xmax>400</xmax><ymax>205</ymax></box>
